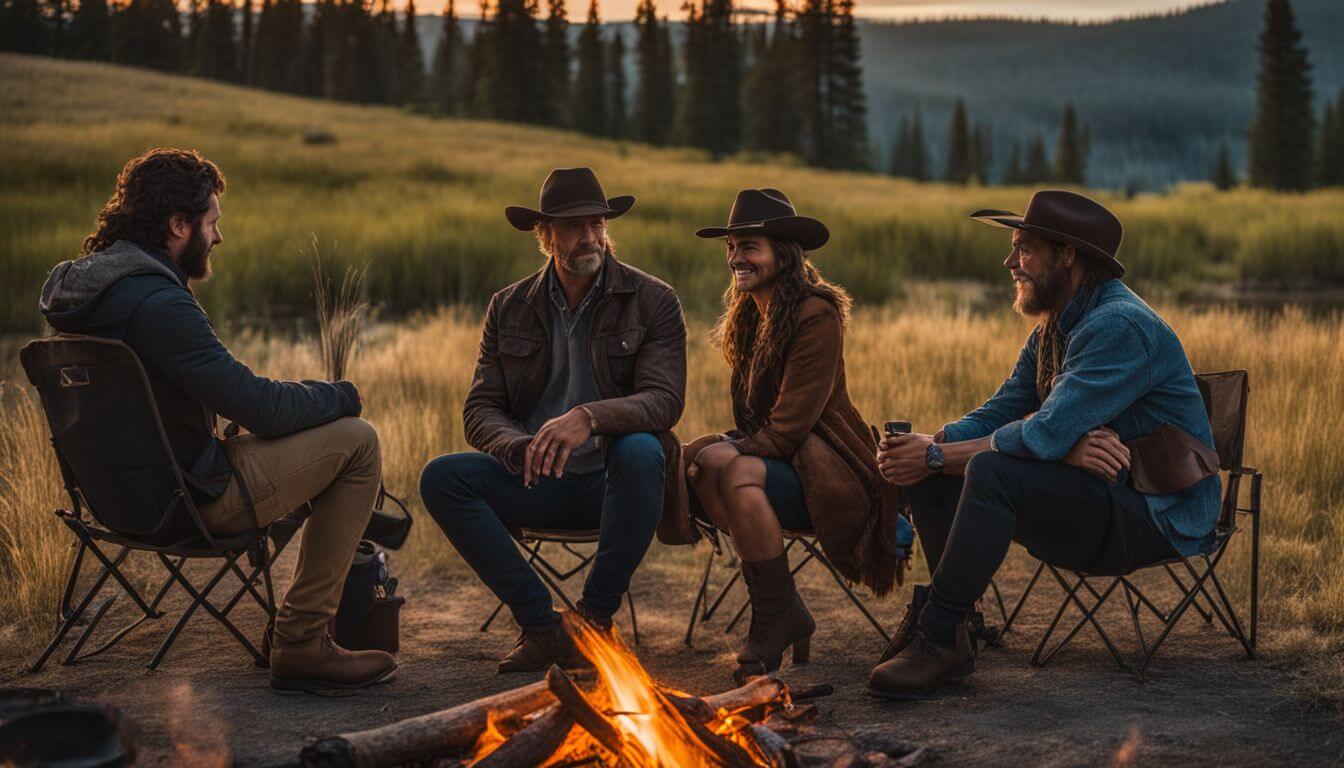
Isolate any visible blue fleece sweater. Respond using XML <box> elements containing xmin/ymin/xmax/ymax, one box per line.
<box><xmin>941</xmin><ymin>279</ymin><xmax>1221</xmax><ymax>557</ymax></box>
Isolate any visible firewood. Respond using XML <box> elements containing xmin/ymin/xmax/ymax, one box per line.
<box><xmin>703</xmin><ymin>675</ymin><xmax>791</xmax><ymax>722</ymax></box>
<box><xmin>467</xmin><ymin>703</ymin><xmax>575</xmax><ymax>768</ymax></box>
<box><xmin>300</xmin><ymin>680</ymin><xmax>556</xmax><ymax>768</ymax></box>
<box><xmin>789</xmin><ymin>683</ymin><xmax>834</xmax><ymax>702</ymax></box>
<box><xmin>546</xmin><ymin>665</ymin><xmax>628</xmax><ymax>761</ymax></box>
<box><xmin>653</xmin><ymin>688</ymin><xmax>760</xmax><ymax>768</ymax></box>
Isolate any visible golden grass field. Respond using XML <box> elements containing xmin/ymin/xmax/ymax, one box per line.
<box><xmin>4</xmin><ymin>53</ymin><xmax>1344</xmax><ymax>331</ymax></box>
<box><xmin>0</xmin><ymin>52</ymin><xmax>1342</xmax><ymax>708</ymax></box>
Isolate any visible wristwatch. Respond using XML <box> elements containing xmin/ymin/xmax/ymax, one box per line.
<box><xmin>925</xmin><ymin>442</ymin><xmax>946</xmax><ymax>473</ymax></box>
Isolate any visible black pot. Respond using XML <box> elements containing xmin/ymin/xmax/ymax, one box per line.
<box><xmin>0</xmin><ymin>701</ymin><xmax>133</xmax><ymax>768</ymax></box>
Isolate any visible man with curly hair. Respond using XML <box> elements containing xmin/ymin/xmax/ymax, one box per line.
<box><xmin>39</xmin><ymin>148</ymin><xmax>396</xmax><ymax>694</ymax></box>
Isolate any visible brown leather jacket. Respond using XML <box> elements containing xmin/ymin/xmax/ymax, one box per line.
<box><xmin>463</xmin><ymin>252</ymin><xmax>693</xmax><ymax>543</ymax></box>
<box><xmin>686</xmin><ymin>295</ymin><xmax>904</xmax><ymax>595</ymax></box>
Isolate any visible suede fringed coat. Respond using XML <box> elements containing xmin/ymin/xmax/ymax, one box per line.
<box><xmin>686</xmin><ymin>295</ymin><xmax>905</xmax><ymax>596</ymax></box>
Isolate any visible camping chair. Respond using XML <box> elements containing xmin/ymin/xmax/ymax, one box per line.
<box><xmin>479</xmin><ymin>528</ymin><xmax>641</xmax><ymax>645</ymax></box>
<box><xmin>1003</xmin><ymin>370</ymin><xmax>1261</xmax><ymax>674</ymax></box>
<box><xmin>22</xmin><ymin>335</ymin><xmax>289</xmax><ymax>672</ymax></box>
<box><xmin>684</xmin><ymin>516</ymin><xmax>892</xmax><ymax>647</ymax></box>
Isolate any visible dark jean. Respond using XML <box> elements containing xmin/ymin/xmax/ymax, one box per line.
<box><xmin>762</xmin><ymin>457</ymin><xmax>810</xmax><ymax>530</ymax></box>
<box><xmin>907</xmin><ymin>451</ymin><xmax>1178</xmax><ymax>640</ymax></box>
<box><xmin>419</xmin><ymin>433</ymin><xmax>665</xmax><ymax>632</ymax></box>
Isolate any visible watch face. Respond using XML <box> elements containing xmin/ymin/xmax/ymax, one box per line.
<box><xmin>926</xmin><ymin>443</ymin><xmax>946</xmax><ymax>471</ymax></box>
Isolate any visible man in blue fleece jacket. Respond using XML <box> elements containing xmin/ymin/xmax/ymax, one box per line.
<box><xmin>868</xmin><ymin>191</ymin><xmax>1219</xmax><ymax>699</ymax></box>
<box><xmin>38</xmin><ymin>149</ymin><xmax>395</xmax><ymax>694</ymax></box>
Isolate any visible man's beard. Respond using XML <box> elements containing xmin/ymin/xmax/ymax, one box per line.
<box><xmin>1013</xmin><ymin>257</ymin><xmax>1071</xmax><ymax>317</ymax></box>
<box><xmin>557</xmin><ymin>244</ymin><xmax>604</xmax><ymax>277</ymax></box>
<box><xmin>180</xmin><ymin>225</ymin><xmax>213</xmax><ymax>281</ymax></box>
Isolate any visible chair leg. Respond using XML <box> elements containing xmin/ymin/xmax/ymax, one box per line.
<box><xmin>626</xmin><ymin>590</ymin><xmax>640</xmax><ymax>647</ymax></box>
<box><xmin>799</xmin><ymin>537</ymin><xmax>891</xmax><ymax>644</ymax></box>
<box><xmin>68</xmin><ymin>565</ymin><xmax>180</xmax><ymax>664</ymax></box>
<box><xmin>1032</xmin><ymin>569</ymin><xmax>1127</xmax><ymax>671</ymax></box>
<box><xmin>997</xmin><ymin>560</ymin><xmax>1046</xmax><ymax>643</ymax></box>
<box><xmin>684</xmin><ymin>544</ymin><xmax>716</xmax><ymax>646</ymax></box>
<box><xmin>149</xmin><ymin>552</ymin><xmax>265</xmax><ymax>669</ymax></box>
<box><xmin>31</xmin><ymin>543</ymin><xmax>129</xmax><ymax>673</ymax></box>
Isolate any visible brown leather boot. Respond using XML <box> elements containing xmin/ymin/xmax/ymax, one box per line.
<box><xmin>497</xmin><ymin>624</ymin><xmax>590</xmax><ymax>674</ymax></box>
<box><xmin>877</xmin><ymin>584</ymin><xmax>928</xmax><ymax>664</ymax></box>
<box><xmin>270</xmin><ymin>634</ymin><xmax>396</xmax><ymax>695</ymax></box>
<box><xmin>733</xmin><ymin>553</ymin><xmax>816</xmax><ymax>685</ymax></box>
<box><xmin>867</xmin><ymin>621</ymin><xmax>975</xmax><ymax>700</ymax></box>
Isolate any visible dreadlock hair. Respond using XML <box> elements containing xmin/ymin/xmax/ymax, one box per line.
<box><xmin>710</xmin><ymin>236</ymin><xmax>851</xmax><ymax>425</ymax></box>
<box><xmin>82</xmin><ymin>148</ymin><xmax>226</xmax><ymax>255</ymax></box>
<box><xmin>1035</xmin><ymin>242</ymin><xmax>1114</xmax><ymax>400</ymax></box>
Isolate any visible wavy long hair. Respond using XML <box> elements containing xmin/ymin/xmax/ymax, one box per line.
<box><xmin>82</xmin><ymin>148</ymin><xmax>226</xmax><ymax>255</ymax></box>
<box><xmin>710</xmin><ymin>236</ymin><xmax>851</xmax><ymax>424</ymax></box>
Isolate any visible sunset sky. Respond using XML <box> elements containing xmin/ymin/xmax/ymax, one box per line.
<box><xmin>427</xmin><ymin>0</ymin><xmax>1216</xmax><ymax>22</ymax></box>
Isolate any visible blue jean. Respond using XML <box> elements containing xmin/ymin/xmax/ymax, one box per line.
<box><xmin>419</xmin><ymin>433</ymin><xmax>665</xmax><ymax>632</ymax></box>
<box><xmin>762</xmin><ymin>457</ymin><xmax>810</xmax><ymax>530</ymax></box>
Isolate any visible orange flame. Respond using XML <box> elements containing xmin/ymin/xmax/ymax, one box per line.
<box><xmin>1111</xmin><ymin>725</ymin><xmax>1142</xmax><ymax>768</ymax></box>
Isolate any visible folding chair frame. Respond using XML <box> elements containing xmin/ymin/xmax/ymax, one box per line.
<box><xmin>30</xmin><ymin>508</ymin><xmax>290</xmax><ymax>672</ymax></box>
<box><xmin>684</xmin><ymin>521</ymin><xmax>892</xmax><ymax>647</ymax></box>
<box><xmin>479</xmin><ymin>529</ymin><xmax>642</xmax><ymax>645</ymax></box>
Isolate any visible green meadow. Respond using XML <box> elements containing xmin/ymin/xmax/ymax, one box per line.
<box><xmin>4</xmin><ymin>52</ymin><xmax>1344</xmax><ymax>331</ymax></box>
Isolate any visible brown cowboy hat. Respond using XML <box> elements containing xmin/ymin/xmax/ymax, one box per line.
<box><xmin>970</xmin><ymin>190</ymin><xmax>1125</xmax><ymax>277</ymax></box>
<box><xmin>695</xmin><ymin>188</ymin><xmax>830</xmax><ymax>251</ymax></box>
<box><xmin>505</xmin><ymin>167</ymin><xmax>635</xmax><ymax>231</ymax></box>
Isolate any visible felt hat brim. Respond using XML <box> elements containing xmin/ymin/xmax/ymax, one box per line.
<box><xmin>695</xmin><ymin>216</ymin><xmax>830</xmax><ymax>252</ymax></box>
<box><xmin>970</xmin><ymin>209</ymin><xmax>1125</xmax><ymax>278</ymax></box>
<box><xmin>505</xmin><ymin>195</ymin><xmax>635</xmax><ymax>231</ymax></box>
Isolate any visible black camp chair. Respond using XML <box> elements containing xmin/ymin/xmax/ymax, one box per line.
<box><xmin>684</xmin><ymin>516</ymin><xmax>892</xmax><ymax>647</ymax></box>
<box><xmin>22</xmin><ymin>335</ymin><xmax>289</xmax><ymax>672</ymax></box>
<box><xmin>991</xmin><ymin>370</ymin><xmax>1261</xmax><ymax>674</ymax></box>
<box><xmin>479</xmin><ymin>528</ymin><xmax>642</xmax><ymax>645</ymax></box>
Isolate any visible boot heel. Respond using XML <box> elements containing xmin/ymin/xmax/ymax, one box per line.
<box><xmin>792</xmin><ymin>635</ymin><xmax>812</xmax><ymax>664</ymax></box>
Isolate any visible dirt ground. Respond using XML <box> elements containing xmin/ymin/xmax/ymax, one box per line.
<box><xmin>4</xmin><ymin>543</ymin><xmax>1341</xmax><ymax>767</ymax></box>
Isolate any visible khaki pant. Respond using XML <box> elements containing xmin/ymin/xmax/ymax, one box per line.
<box><xmin>199</xmin><ymin>417</ymin><xmax>381</xmax><ymax>647</ymax></box>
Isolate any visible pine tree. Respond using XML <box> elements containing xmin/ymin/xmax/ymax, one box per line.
<box><xmin>240</xmin><ymin>0</ymin><xmax>254</xmax><ymax>82</ymax></box>
<box><xmin>632</xmin><ymin>0</ymin><xmax>675</xmax><ymax>146</ymax></box>
<box><xmin>1024</xmin><ymin>133</ymin><xmax>1050</xmax><ymax>184</ymax></box>
<box><xmin>2</xmin><ymin>0</ymin><xmax>47</xmax><ymax>54</ymax></box>
<box><xmin>825</xmin><ymin>0</ymin><xmax>868</xmax><ymax>169</ymax></box>
<box><xmin>195</xmin><ymin>0</ymin><xmax>239</xmax><ymax>81</ymax></box>
<box><xmin>68</xmin><ymin>0</ymin><xmax>110</xmax><ymax>59</ymax></box>
<box><xmin>969</xmin><ymin>121</ymin><xmax>991</xmax><ymax>184</ymax></box>
<box><xmin>540</xmin><ymin>0</ymin><xmax>571</xmax><ymax>126</ymax></box>
<box><xmin>477</xmin><ymin>0</ymin><xmax>546</xmax><ymax>121</ymax></box>
<box><xmin>1249</xmin><ymin>0</ymin><xmax>1315</xmax><ymax>191</ymax></box>
<box><xmin>945</xmin><ymin>98</ymin><xmax>971</xmax><ymax>183</ymax></box>
<box><xmin>1003</xmin><ymin>140</ymin><xmax>1023</xmax><ymax>185</ymax></box>
<box><xmin>430</xmin><ymin>0</ymin><xmax>464</xmax><ymax>114</ymax></box>
<box><xmin>1212</xmin><ymin>140</ymin><xmax>1236</xmax><ymax>190</ymax></box>
<box><xmin>110</xmin><ymin>0</ymin><xmax>182</xmax><ymax>71</ymax></box>
<box><xmin>606</xmin><ymin>30</ymin><xmax>628</xmax><ymax>138</ymax></box>
<box><xmin>398</xmin><ymin>0</ymin><xmax>426</xmax><ymax>105</ymax></box>
<box><xmin>572</xmin><ymin>0</ymin><xmax>607</xmax><ymax>135</ymax></box>
<box><xmin>1319</xmin><ymin>86</ymin><xmax>1344</xmax><ymax>186</ymax></box>
<box><xmin>909</xmin><ymin>103</ymin><xmax>927</xmax><ymax>181</ymax></box>
<box><xmin>742</xmin><ymin>2</ymin><xmax>800</xmax><ymax>156</ymax></box>
<box><xmin>676</xmin><ymin>0</ymin><xmax>740</xmax><ymax>157</ymax></box>
<box><xmin>460</xmin><ymin>0</ymin><xmax>489</xmax><ymax>116</ymax></box>
<box><xmin>1054</xmin><ymin>102</ymin><xmax>1086</xmax><ymax>184</ymax></box>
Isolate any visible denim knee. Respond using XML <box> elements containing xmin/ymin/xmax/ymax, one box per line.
<box><xmin>961</xmin><ymin>451</ymin><xmax>1022</xmax><ymax>515</ymax></box>
<box><xmin>418</xmin><ymin>452</ymin><xmax>496</xmax><ymax>516</ymax></box>
<box><xmin>606</xmin><ymin>433</ymin><xmax>664</xmax><ymax>480</ymax></box>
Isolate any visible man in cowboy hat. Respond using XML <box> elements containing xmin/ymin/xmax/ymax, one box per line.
<box><xmin>868</xmin><ymin>190</ymin><xmax>1220</xmax><ymax>698</ymax></box>
<box><xmin>419</xmin><ymin>167</ymin><xmax>688</xmax><ymax>672</ymax></box>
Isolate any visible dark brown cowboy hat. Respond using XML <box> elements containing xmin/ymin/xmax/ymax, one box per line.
<box><xmin>970</xmin><ymin>190</ymin><xmax>1125</xmax><ymax>277</ymax></box>
<box><xmin>695</xmin><ymin>188</ymin><xmax>830</xmax><ymax>251</ymax></box>
<box><xmin>505</xmin><ymin>167</ymin><xmax>635</xmax><ymax>231</ymax></box>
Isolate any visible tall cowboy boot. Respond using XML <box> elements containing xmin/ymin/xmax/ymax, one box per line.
<box><xmin>734</xmin><ymin>553</ymin><xmax>816</xmax><ymax>685</ymax></box>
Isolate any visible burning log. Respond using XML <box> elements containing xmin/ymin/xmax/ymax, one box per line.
<box><xmin>300</xmin><ymin>679</ymin><xmax>556</xmax><ymax>768</ymax></box>
<box><xmin>546</xmin><ymin>666</ymin><xmax>628</xmax><ymax>761</ymax></box>
<box><xmin>467</xmin><ymin>703</ymin><xmax>574</xmax><ymax>768</ymax></box>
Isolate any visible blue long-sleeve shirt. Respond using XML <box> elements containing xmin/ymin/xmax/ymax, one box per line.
<box><xmin>941</xmin><ymin>278</ymin><xmax>1221</xmax><ymax>557</ymax></box>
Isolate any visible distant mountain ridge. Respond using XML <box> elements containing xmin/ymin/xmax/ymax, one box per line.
<box><xmin>412</xmin><ymin>0</ymin><xmax>1343</xmax><ymax>189</ymax></box>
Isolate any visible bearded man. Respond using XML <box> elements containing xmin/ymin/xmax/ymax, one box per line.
<box><xmin>867</xmin><ymin>191</ymin><xmax>1220</xmax><ymax>699</ymax></box>
<box><xmin>39</xmin><ymin>148</ymin><xmax>395</xmax><ymax>694</ymax></box>
<box><xmin>419</xmin><ymin>167</ymin><xmax>688</xmax><ymax>673</ymax></box>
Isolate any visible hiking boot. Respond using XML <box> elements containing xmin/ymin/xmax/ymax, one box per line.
<box><xmin>867</xmin><ymin>621</ymin><xmax>975</xmax><ymax>700</ymax></box>
<box><xmin>575</xmin><ymin>601</ymin><xmax>614</xmax><ymax>634</ymax></box>
<box><xmin>733</xmin><ymin>553</ymin><xmax>816</xmax><ymax>685</ymax></box>
<box><xmin>270</xmin><ymin>634</ymin><xmax>396</xmax><ymax>695</ymax></box>
<box><xmin>497</xmin><ymin>624</ymin><xmax>589</xmax><ymax>674</ymax></box>
<box><xmin>878</xmin><ymin>584</ymin><xmax>929</xmax><ymax>664</ymax></box>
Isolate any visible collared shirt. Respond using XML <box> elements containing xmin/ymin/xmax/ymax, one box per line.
<box><xmin>522</xmin><ymin>265</ymin><xmax>606</xmax><ymax>474</ymax></box>
<box><xmin>940</xmin><ymin>278</ymin><xmax>1221</xmax><ymax>557</ymax></box>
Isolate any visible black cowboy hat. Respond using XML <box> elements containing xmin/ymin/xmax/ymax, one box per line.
<box><xmin>505</xmin><ymin>167</ymin><xmax>635</xmax><ymax>231</ymax></box>
<box><xmin>970</xmin><ymin>190</ymin><xmax>1125</xmax><ymax>277</ymax></box>
<box><xmin>695</xmin><ymin>188</ymin><xmax>830</xmax><ymax>251</ymax></box>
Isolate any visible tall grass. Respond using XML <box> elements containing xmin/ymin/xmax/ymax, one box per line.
<box><xmin>4</xmin><ymin>53</ymin><xmax>1344</xmax><ymax>331</ymax></box>
<box><xmin>3</xmin><ymin>301</ymin><xmax>1341</xmax><ymax>702</ymax></box>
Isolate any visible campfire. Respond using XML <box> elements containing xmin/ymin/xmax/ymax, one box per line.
<box><xmin>301</xmin><ymin>614</ymin><xmax>924</xmax><ymax>768</ymax></box>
